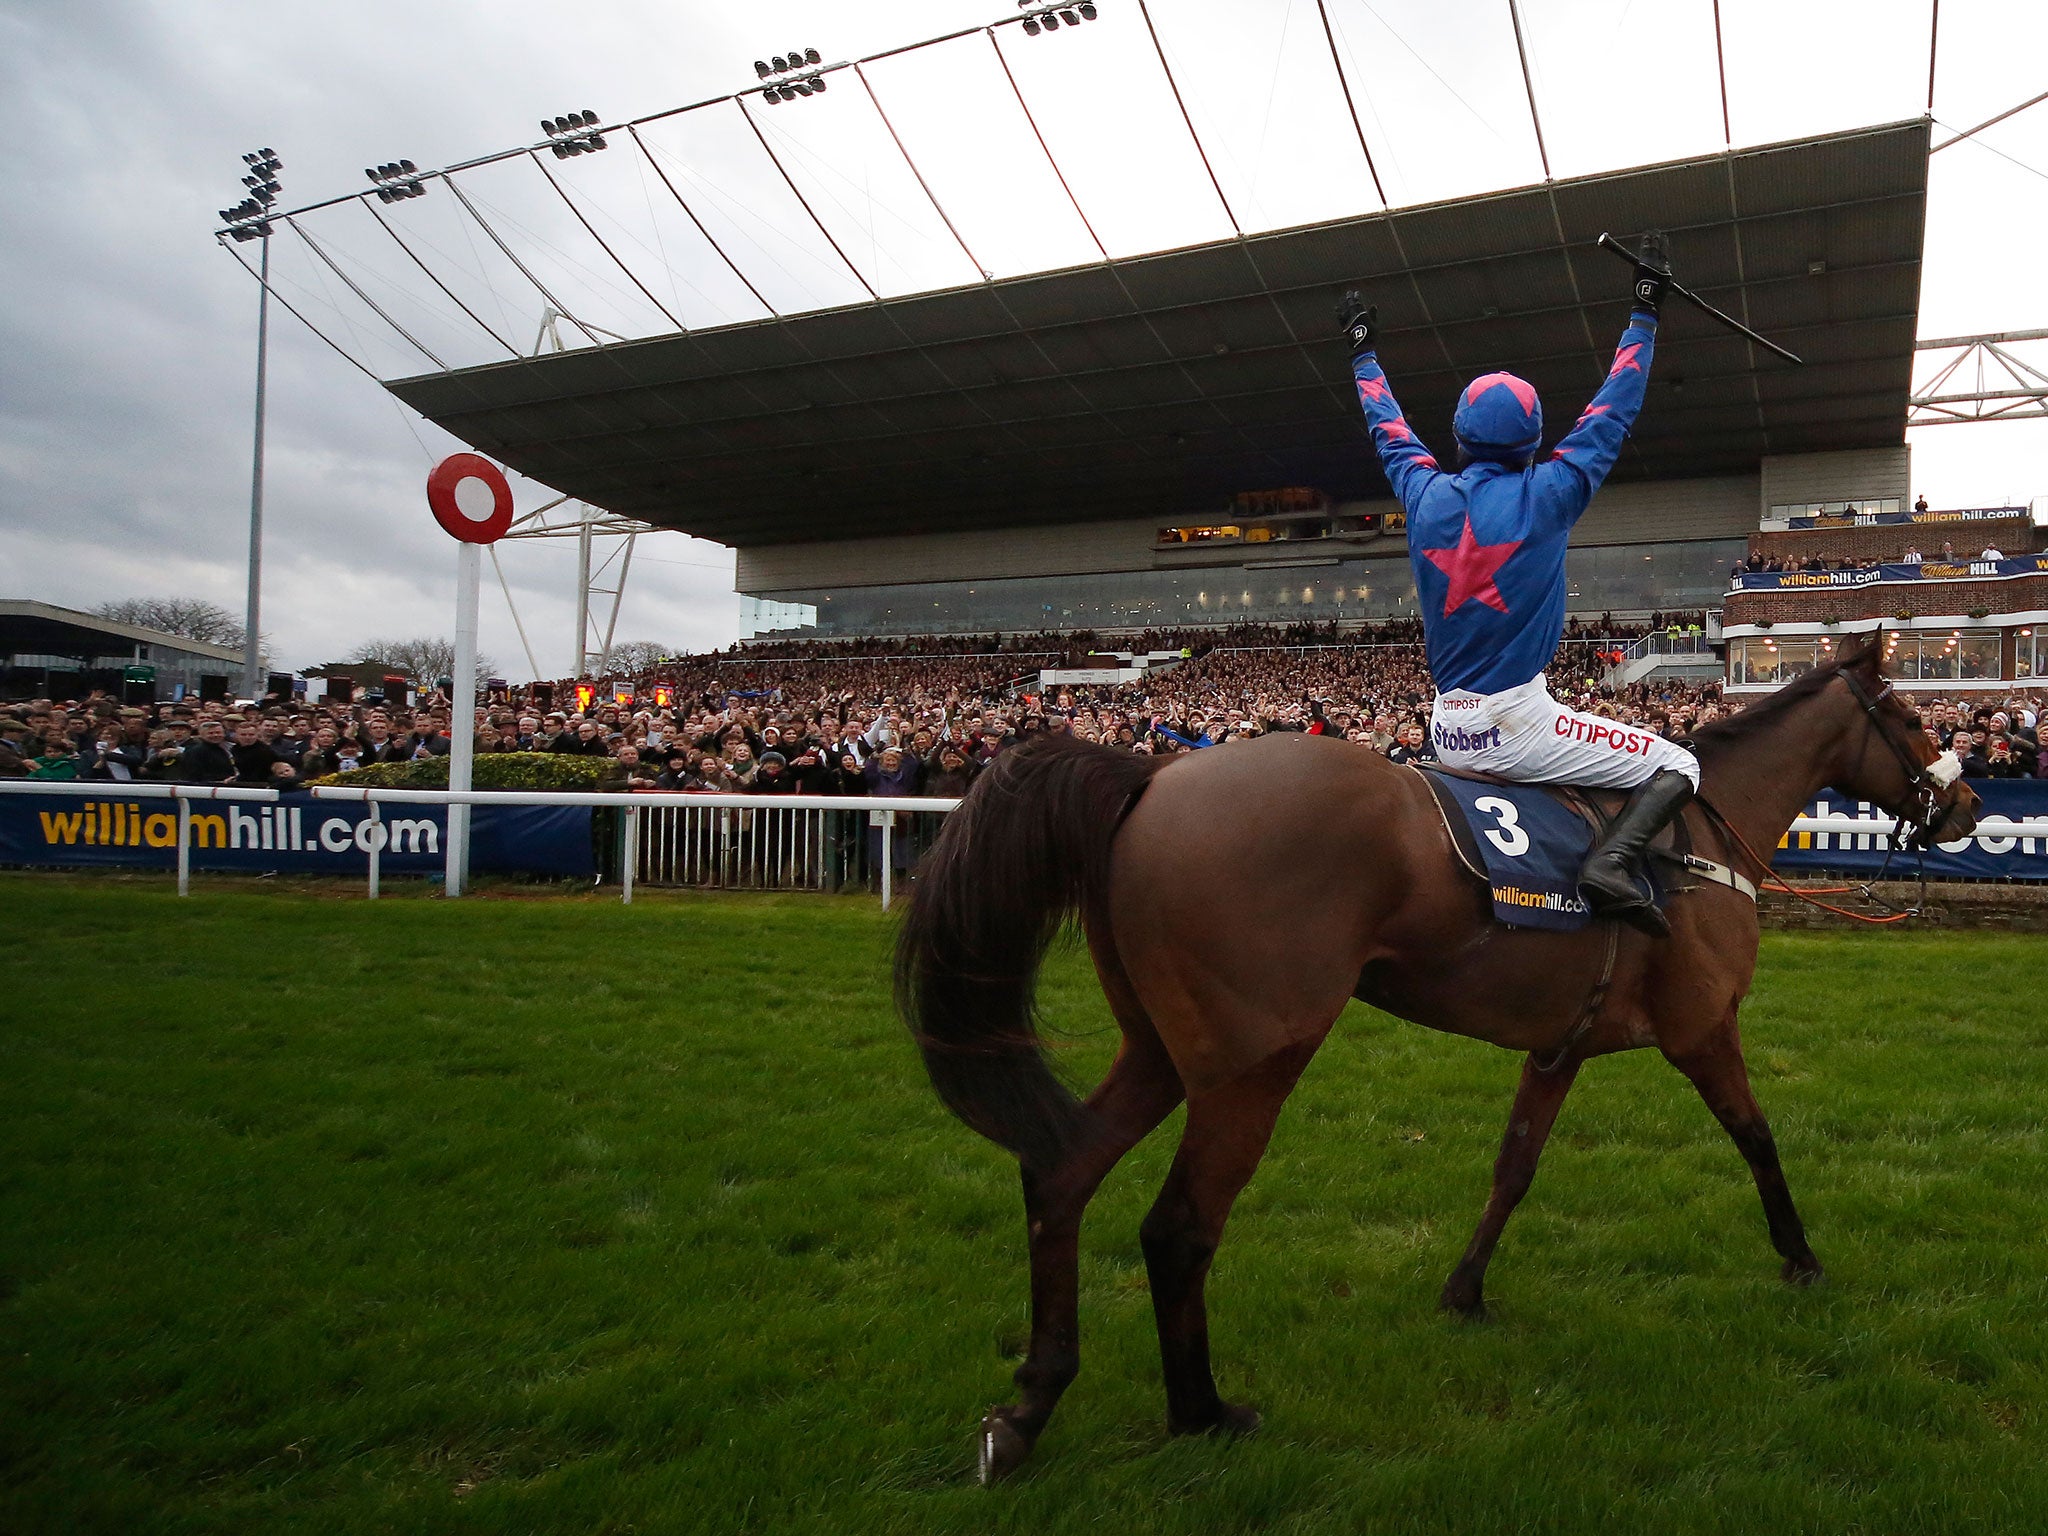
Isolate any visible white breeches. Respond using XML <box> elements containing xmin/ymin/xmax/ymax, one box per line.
<box><xmin>1428</xmin><ymin>675</ymin><xmax>1701</xmax><ymax>791</ymax></box>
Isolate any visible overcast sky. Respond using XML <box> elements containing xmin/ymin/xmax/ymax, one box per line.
<box><xmin>4</xmin><ymin>0</ymin><xmax>2046</xmax><ymax>677</ymax></box>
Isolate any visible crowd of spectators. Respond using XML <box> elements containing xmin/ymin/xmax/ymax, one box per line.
<box><xmin>5</xmin><ymin>615</ymin><xmax>2042</xmax><ymax>796</ymax></box>
<box><xmin>1731</xmin><ymin>538</ymin><xmax>2017</xmax><ymax>585</ymax></box>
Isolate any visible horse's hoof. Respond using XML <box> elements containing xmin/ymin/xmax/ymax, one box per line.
<box><xmin>978</xmin><ymin>1410</ymin><xmax>1033</xmax><ymax>1485</ymax></box>
<box><xmin>1170</xmin><ymin>1400</ymin><xmax>1260</xmax><ymax>1439</ymax></box>
<box><xmin>1438</xmin><ymin>1278</ymin><xmax>1488</xmax><ymax>1321</ymax></box>
<box><xmin>1782</xmin><ymin>1255</ymin><xmax>1825</xmax><ymax>1287</ymax></box>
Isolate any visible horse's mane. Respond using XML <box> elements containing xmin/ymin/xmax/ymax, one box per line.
<box><xmin>1688</xmin><ymin>634</ymin><xmax>1884</xmax><ymax>764</ymax></box>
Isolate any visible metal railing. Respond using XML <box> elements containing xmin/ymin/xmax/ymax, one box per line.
<box><xmin>0</xmin><ymin>781</ymin><xmax>961</xmax><ymax>909</ymax></box>
<box><xmin>6</xmin><ymin>780</ymin><xmax>2043</xmax><ymax>900</ymax></box>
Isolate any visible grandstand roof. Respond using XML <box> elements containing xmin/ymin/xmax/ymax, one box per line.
<box><xmin>388</xmin><ymin>118</ymin><xmax>1929</xmax><ymax>549</ymax></box>
<box><xmin>0</xmin><ymin>600</ymin><xmax>243</xmax><ymax>663</ymax></box>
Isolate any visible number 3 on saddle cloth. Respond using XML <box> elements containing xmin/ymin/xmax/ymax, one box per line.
<box><xmin>1412</xmin><ymin>763</ymin><xmax>1673</xmax><ymax>932</ymax></box>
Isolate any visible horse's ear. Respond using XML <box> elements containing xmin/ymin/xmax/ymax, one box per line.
<box><xmin>1839</xmin><ymin>630</ymin><xmax>1886</xmax><ymax>677</ymax></box>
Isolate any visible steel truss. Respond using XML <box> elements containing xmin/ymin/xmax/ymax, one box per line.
<box><xmin>1910</xmin><ymin>330</ymin><xmax>2048</xmax><ymax>427</ymax></box>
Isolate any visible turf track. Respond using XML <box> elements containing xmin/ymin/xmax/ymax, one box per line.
<box><xmin>3</xmin><ymin>874</ymin><xmax>2047</xmax><ymax>1534</ymax></box>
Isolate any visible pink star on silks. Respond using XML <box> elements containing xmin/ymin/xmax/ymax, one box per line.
<box><xmin>1462</xmin><ymin>372</ymin><xmax>1539</xmax><ymax>411</ymax></box>
<box><xmin>1609</xmin><ymin>342</ymin><xmax>1643</xmax><ymax>377</ymax></box>
<box><xmin>1422</xmin><ymin>515</ymin><xmax>1522</xmax><ymax>615</ymax></box>
<box><xmin>1357</xmin><ymin>376</ymin><xmax>1390</xmax><ymax>404</ymax></box>
<box><xmin>1379</xmin><ymin>416</ymin><xmax>1416</xmax><ymax>443</ymax></box>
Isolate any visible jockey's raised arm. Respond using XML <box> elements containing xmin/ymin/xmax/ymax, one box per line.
<box><xmin>1336</xmin><ymin>237</ymin><xmax>1702</xmax><ymax>937</ymax></box>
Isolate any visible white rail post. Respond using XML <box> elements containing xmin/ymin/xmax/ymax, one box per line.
<box><xmin>447</xmin><ymin>539</ymin><xmax>480</xmax><ymax>897</ymax></box>
<box><xmin>881</xmin><ymin>813</ymin><xmax>894</xmax><ymax>912</ymax></box>
<box><xmin>176</xmin><ymin>797</ymin><xmax>191</xmax><ymax>897</ymax></box>
<box><xmin>622</xmin><ymin>804</ymin><xmax>638</xmax><ymax>905</ymax></box>
<box><xmin>367</xmin><ymin>800</ymin><xmax>382</xmax><ymax>899</ymax></box>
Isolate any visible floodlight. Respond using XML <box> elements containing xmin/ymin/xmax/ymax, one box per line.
<box><xmin>1042</xmin><ymin>11</ymin><xmax>1059</xmax><ymax>27</ymax></box>
<box><xmin>1023</xmin><ymin>15</ymin><xmax>1039</xmax><ymax>32</ymax></box>
<box><xmin>1060</xmin><ymin>8</ymin><xmax>1079</xmax><ymax>22</ymax></box>
<box><xmin>772</xmin><ymin>54</ymin><xmax>788</xmax><ymax>71</ymax></box>
<box><xmin>804</xmin><ymin>47</ymin><xmax>820</xmax><ymax>63</ymax></box>
<box><xmin>1078</xmin><ymin>0</ymin><xmax>1096</xmax><ymax>15</ymax></box>
<box><xmin>755</xmin><ymin>59</ymin><xmax>771</xmax><ymax>77</ymax></box>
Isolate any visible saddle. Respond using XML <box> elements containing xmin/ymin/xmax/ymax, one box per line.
<box><xmin>1411</xmin><ymin>762</ymin><xmax>1699</xmax><ymax>933</ymax></box>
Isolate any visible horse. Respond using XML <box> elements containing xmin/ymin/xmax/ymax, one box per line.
<box><xmin>895</xmin><ymin>636</ymin><xmax>1980</xmax><ymax>1483</ymax></box>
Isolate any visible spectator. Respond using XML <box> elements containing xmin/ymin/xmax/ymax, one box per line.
<box><xmin>176</xmin><ymin>720</ymin><xmax>236</xmax><ymax>783</ymax></box>
<box><xmin>28</xmin><ymin>730</ymin><xmax>81</xmax><ymax>780</ymax></box>
<box><xmin>1901</xmin><ymin>545</ymin><xmax>1922</xmax><ymax>565</ymax></box>
<box><xmin>1982</xmin><ymin>543</ymin><xmax>2006</xmax><ymax>561</ymax></box>
<box><xmin>1387</xmin><ymin>722</ymin><xmax>1436</xmax><ymax>765</ymax></box>
<box><xmin>228</xmin><ymin>720</ymin><xmax>281</xmax><ymax>786</ymax></box>
<box><xmin>80</xmin><ymin>724</ymin><xmax>147</xmax><ymax>782</ymax></box>
<box><xmin>1914</xmin><ymin>493</ymin><xmax>1929</xmax><ymax>514</ymax></box>
<box><xmin>1951</xmin><ymin>729</ymin><xmax>1992</xmax><ymax>779</ymax></box>
<box><xmin>924</xmin><ymin>744</ymin><xmax>978</xmax><ymax>798</ymax></box>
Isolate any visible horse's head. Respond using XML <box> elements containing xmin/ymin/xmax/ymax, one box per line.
<box><xmin>1830</xmin><ymin>636</ymin><xmax>1980</xmax><ymax>847</ymax></box>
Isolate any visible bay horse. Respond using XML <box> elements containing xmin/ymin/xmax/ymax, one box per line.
<box><xmin>896</xmin><ymin>636</ymin><xmax>1979</xmax><ymax>1482</ymax></box>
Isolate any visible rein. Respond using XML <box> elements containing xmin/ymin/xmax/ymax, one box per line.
<box><xmin>1694</xmin><ymin>795</ymin><xmax>1922</xmax><ymax>926</ymax></box>
<box><xmin>1698</xmin><ymin>670</ymin><xmax>1961</xmax><ymax>926</ymax></box>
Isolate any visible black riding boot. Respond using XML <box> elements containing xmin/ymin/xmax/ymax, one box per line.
<box><xmin>1578</xmin><ymin>769</ymin><xmax>1695</xmax><ymax>937</ymax></box>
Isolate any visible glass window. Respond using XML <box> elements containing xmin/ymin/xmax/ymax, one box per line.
<box><xmin>1880</xmin><ymin>629</ymin><xmax>2002</xmax><ymax>681</ymax></box>
<box><xmin>2017</xmin><ymin>629</ymin><xmax>2042</xmax><ymax>680</ymax></box>
<box><xmin>750</xmin><ymin>539</ymin><xmax>1743</xmax><ymax>638</ymax></box>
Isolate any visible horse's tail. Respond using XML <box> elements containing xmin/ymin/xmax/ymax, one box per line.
<box><xmin>896</xmin><ymin>734</ymin><xmax>1165</xmax><ymax>1171</ymax></box>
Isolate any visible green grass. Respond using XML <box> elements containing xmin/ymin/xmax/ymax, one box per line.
<box><xmin>4</xmin><ymin>874</ymin><xmax>2048</xmax><ymax>1535</ymax></box>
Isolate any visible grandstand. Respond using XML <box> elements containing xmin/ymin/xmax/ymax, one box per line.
<box><xmin>388</xmin><ymin>119</ymin><xmax>1931</xmax><ymax>655</ymax></box>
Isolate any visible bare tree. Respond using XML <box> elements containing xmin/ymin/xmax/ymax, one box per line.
<box><xmin>604</xmin><ymin>640</ymin><xmax>680</xmax><ymax>675</ymax></box>
<box><xmin>346</xmin><ymin>636</ymin><xmax>497</xmax><ymax>692</ymax></box>
<box><xmin>94</xmin><ymin>597</ymin><xmax>270</xmax><ymax>661</ymax></box>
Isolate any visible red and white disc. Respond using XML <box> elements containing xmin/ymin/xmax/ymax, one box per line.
<box><xmin>426</xmin><ymin>454</ymin><xmax>514</xmax><ymax>544</ymax></box>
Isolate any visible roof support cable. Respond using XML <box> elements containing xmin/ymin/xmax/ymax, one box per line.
<box><xmin>1505</xmin><ymin>0</ymin><xmax>1551</xmax><ymax>181</ymax></box>
<box><xmin>1931</xmin><ymin>89</ymin><xmax>2048</xmax><ymax>153</ymax></box>
<box><xmin>360</xmin><ymin>190</ymin><xmax>522</xmax><ymax>360</ymax></box>
<box><xmin>1312</xmin><ymin>0</ymin><xmax>1390</xmax><ymax>207</ymax></box>
<box><xmin>854</xmin><ymin>61</ymin><xmax>990</xmax><ymax>281</ymax></box>
<box><xmin>1926</xmin><ymin>0</ymin><xmax>1939</xmax><ymax>114</ymax></box>
<box><xmin>216</xmin><ymin>235</ymin><xmax>381</xmax><ymax>381</ymax></box>
<box><xmin>733</xmin><ymin>96</ymin><xmax>881</xmax><ymax>301</ymax></box>
<box><xmin>1134</xmin><ymin>0</ymin><xmax>1240</xmax><ymax>236</ymax></box>
<box><xmin>625</xmin><ymin>124</ymin><xmax>778</xmax><ymax>318</ymax></box>
<box><xmin>528</xmin><ymin>148</ymin><xmax>688</xmax><ymax>332</ymax></box>
<box><xmin>443</xmin><ymin>176</ymin><xmax>610</xmax><ymax>351</ymax></box>
<box><xmin>285</xmin><ymin>215</ymin><xmax>449</xmax><ymax>370</ymax></box>
<box><xmin>986</xmin><ymin>27</ymin><xmax>1109</xmax><ymax>261</ymax></box>
<box><xmin>1712</xmin><ymin>0</ymin><xmax>1734</xmax><ymax>147</ymax></box>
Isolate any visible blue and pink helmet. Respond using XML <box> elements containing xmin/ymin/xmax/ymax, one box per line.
<box><xmin>1453</xmin><ymin>371</ymin><xmax>1543</xmax><ymax>465</ymax></box>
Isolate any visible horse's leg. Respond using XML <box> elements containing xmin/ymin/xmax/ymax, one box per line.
<box><xmin>1664</xmin><ymin>1013</ymin><xmax>1823</xmax><ymax>1285</ymax></box>
<box><xmin>980</xmin><ymin>1022</ymin><xmax>1183</xmax><ymax>1482</ymax></box>
<box><xmin>1439</xmin><ymin>1051</ymin><xmax>1583</xmax><ymax>1319</ymax></box>
<box><xmin>1139</xmin><ymin>1039</ymin><xmax>1317</xmax><ymax>1437</ymax></box>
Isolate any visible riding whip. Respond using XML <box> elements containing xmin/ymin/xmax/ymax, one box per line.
<box><xmin>1595</xmin><ymin>232</ymin><xmax>1805</xmax><ymax>365</ymax></box>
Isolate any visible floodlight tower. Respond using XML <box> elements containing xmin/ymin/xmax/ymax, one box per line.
<box><xmin>219</xmin><ymin>149</ymin><xmax>283</xmax><ymax>699</ymax></box>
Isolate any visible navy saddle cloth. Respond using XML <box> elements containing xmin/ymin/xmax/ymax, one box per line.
<box><xmin>1413</xmin><ymin>764</ymin><xmax>1672</xmax><ymax>932</ymax></box>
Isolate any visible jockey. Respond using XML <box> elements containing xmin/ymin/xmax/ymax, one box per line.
<box><xmin>1341</xmin><ymin>239</ymin><xmax>1698</xmax><ymax>935</ymax></box>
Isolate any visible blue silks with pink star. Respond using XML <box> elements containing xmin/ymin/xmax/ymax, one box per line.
<box><xmin>1352</xmin><ymin>312</ymin><xmax>1658</xmax><ymax>694</ymax></box>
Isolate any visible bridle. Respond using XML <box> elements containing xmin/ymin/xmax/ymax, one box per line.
<box><xmin>1839</xmin><ymin>669</ymin><xmax>1965</xmax><ymax>851</ymax></box>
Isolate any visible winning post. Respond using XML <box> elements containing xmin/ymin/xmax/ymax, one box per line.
<box><xmin>425</xmin><ymin>453</ymin><xmax>514</xmax><ymax>897</ymax></box>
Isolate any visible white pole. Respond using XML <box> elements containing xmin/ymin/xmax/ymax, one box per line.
<box><xmin>176</xmin><ymin>798</ymin><xmax>191</xmax><ymax>897</ymax></box>
<box><xmin>368</xmin><ymin>801</ymin><xmax>382</xmax><ymax>899</ymax></box>
<box><xmin>622</xmin><ymin>804</ymin><xmax>638</xmax><ymax>905</ymax></box>
<box><xmin>447</xmin><ymin>540</ymin><xmax>480</xmax><ymax>897</ymax></box>
<box><xmin>881</xmin><ymin>814</ymin><xmax>893</xmax><ymax>912</ymax></box>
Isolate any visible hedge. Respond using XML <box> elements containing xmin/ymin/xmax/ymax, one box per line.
<box><xmin>309</xmin><ymin>752</ymin><xmax>612</xmax><ymax>792</ymax></box>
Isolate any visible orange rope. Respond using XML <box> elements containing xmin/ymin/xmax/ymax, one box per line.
<box><xmin>1714</xmin><ymin>814</ymin><xmax>1917</xmax><ymax>925</ymax></box>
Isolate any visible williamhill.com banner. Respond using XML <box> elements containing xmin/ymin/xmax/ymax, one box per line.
<box><xmin>0</xmin><ymin>796</ymin><xmax>593</xmax><ymax>877</ymax></box>
<box><xmin>1781</xmin><ymin>506</ymin><xmax>2024</xmax><ymax>530</ymax></box>
<box><xmin>1775</xmin><ymin>780</ymin><xmax>2048</xmax><ymax>882</ymax></box>
<box><xmin>1734</xmin><ymin>554</ymin><xmax>2048</xmax><ymax>590</ymax></box>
